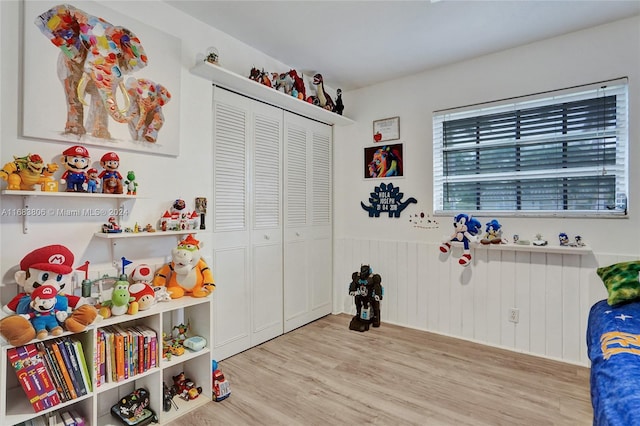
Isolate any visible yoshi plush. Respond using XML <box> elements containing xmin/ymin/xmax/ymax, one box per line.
<box><xmin>101</xmin><ymin>280</ymin><xmax>136</xmax><ymax>316</ymax></box>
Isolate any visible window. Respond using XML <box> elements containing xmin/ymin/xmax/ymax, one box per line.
<box><xmin>432</xmin><ymin>79</ymin><xmax>628</xmax><ymax>217</ymax></box>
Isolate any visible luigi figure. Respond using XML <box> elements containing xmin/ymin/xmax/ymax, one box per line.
<box><xmin>348</xmin><ymin>264</ymin><xmax>383</xmax><ymax>332</ymax></box>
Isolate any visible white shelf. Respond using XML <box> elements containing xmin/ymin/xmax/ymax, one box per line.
<box><xmin>94</xmin><ymin>230</ymin><xmax>196</xmax><ymax>239</ymax></box>
<box><xmin>2</xmin><ymin>190</ymin><xmax>137</xmax><ymax>199</ymax></box>
<box><xmin>453</xmin><ymin>241</ymin><xmax>592</xmax><ymax>255</ymax></box>
<box><xmin>190</xmin><ymin>61</ymin><xmax>354</xmax><ymax>126</ymax></box>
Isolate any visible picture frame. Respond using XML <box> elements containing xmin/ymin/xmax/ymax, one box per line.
<box><xmin>372</xmin><ymin>116</ymin><xmax>400</xmax><ymax>142</ymax></box>
<box><xmin>364</xmin><ymin>143</ymin><xmax>404</xmax><ymax>179</ymax></box>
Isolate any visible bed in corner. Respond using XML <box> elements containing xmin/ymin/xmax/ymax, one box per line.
<box><xmin>588</xmin><ymin>260</ymin><xmax>640</xmax><ymax>426</ymax></box>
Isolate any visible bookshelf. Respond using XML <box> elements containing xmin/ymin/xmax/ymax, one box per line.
<box><xmin>0</xmin><ymin>191</ymin><xmax>213</xmax><ymax>425</ymax></box>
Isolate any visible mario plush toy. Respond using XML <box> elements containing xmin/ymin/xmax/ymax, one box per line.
<box><xmin>0</xmin><ymin>244</ymin><xmax>98</xmax><ymax>346</ymax></box>
<box><xmin>23</xmin><ymin>285</ymin><xmax>66</xmax><ymax>340</ymax></box>
<box><xmin>60</xmin><ymin>145</ymin><xmax>91</xmax><ymax>192</ymax></box>
<box><xmin>152</xmin><ymin>235</ymin><xmax>215</xmax><ymax>298</ymax></box>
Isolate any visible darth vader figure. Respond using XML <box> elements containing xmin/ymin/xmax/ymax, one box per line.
<box><xmin>348</xmin><ymin>264</ymin><xmax>383</xmax><ymax>332</ymax></box>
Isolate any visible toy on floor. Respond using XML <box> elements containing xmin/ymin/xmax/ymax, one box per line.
<box><xmin>439</xmin><ymin>213</ymin><xmax>482</xmax><ymax>267</ymax></box>
<box><xmin>212</xmin><ymin>360</ymin><xmax>231</xmax><ymax>402</ymax></box>
<box><xmin>348</xmin><ymin>264</ymin><xmax>383</xmax><ymax>332</ymax></box>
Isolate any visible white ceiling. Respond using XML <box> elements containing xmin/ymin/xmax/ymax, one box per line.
<box><xmin>165</xmin><ymin>0</ymin><xmax>640</xmax><ymax>91</ymax></box>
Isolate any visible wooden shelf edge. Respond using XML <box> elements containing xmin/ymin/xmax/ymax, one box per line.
<box><xmin>190</xmin><ymin>61</ymin><xmax>355</xmax><ymax>126</ymax></box>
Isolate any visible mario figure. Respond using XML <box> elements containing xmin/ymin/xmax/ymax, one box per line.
<box><xmin>23</xmin><ymin>285</ymin><xmax>66</xmax><ymax>340</ymax></box>
<box><xmin>86</xmin><ymin>168</ymin><xmax>100</xmax><ymax>193</ymax></box>
<box><xmin>60</xmin><ymin>145</ymin><xmax>91</xmax><ymax>192</ymax></box>
<box><xmin>98</xmin><ymin>152</ymin><xmax>123</xmax><ymax>194</ymax></box>
<box><xmin>0</xmin><ymin>244</ymin><xmax>97</xmax><ymax>346</ymax></box>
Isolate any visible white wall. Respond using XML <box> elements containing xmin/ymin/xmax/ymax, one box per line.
<box><xmin>0</xmin><ymin>0</ymin><xmax>293</xmax><ymax>303</ymax></box>
<box><xmin>333</xmin><ymin>16</ymin><xmax>640</xmax><ymax>365</ymax></box>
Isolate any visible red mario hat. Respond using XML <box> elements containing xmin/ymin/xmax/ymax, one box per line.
<box><xmin>62</xmin><ymin>145</ymin><xmax>90</xmax><ymax>158</ymax></box>
<box><xmin>101</xmin><ymin>152</ymin><xmax>120</xmax><ymax>162</ymax></box>
<box><xmin>31</xmin><ymin>285</ymin><xmax>57</xmax><ymax>301</ymax></box>
<box><xmin>20</xmin><ymin>245</ymin><xmax>74</xmax><ymax>275</ymax></box>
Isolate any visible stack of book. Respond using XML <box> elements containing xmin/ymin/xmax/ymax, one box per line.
<box><xmin>15</xmin><ymin>409</ymin><xmax>85</xmax><ymax>426</ymax></box>
<box><xmin>8</xmin><ymin>337</ymin><xmax>91</xmax><ymax>413</ymax></box>
<box><xmin>95</xmin><ymin>325</ymin><xmax>158</xmax><ymax>387</ymax></box>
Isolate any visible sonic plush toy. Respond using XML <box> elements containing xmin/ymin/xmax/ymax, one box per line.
<box><xmin>439</xmin><ymin>213</ymin><xmax>482</xmax><ymax>267</ymax></box>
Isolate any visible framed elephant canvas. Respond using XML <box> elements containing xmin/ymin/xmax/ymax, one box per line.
<box><xmin>23</xmin><ymin>0</ymin><xmax>181</xmax><ymax>157</ymax></box>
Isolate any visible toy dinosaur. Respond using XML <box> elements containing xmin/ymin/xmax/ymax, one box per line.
<box><xmin>312</xmin><ymin>73</ymin><xmax>335</xmax><ymax>111</ymax></box>
<box><xmin>288</xmin><ymin>69</ymin><xmax>306</xmax><ymax>100</ymax></box>
<box><xmin>0</xmin><ymin>154</ymin><xmax>58</xmax><ymax>190</ymax></box>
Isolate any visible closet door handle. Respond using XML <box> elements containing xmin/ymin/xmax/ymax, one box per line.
<box><xmin>296</xmin><ymin>232</ymin><xmax>301</xmax><ymax>237</ymax></box>
<box><xmin>264</xmin><ymin>234</ymin><xmax>270</xmax><ymax>240</ymax></box>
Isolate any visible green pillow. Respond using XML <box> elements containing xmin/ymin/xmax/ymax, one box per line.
<box><xmin>597</xmin><ymin>261</ymin><xmax>640</xmax><ymax>305</ymax></box>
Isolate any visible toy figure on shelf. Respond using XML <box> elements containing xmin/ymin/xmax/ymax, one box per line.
<box><xmin>102</xmin><ymin>216</ymin><xmax>122</xmax><ymax>233</ymax></box>
<box><xmin>86</xmin><ymin>168</ymin><xmax>100</xmax><ymax>193</ymax></box>
<box><xmin>60</xmin><ymin>145</ymin><xmax>91</xmax><ymax>192</ymax></box>
<box><xmin>439</xmin><ymin>213</ymin><xmax>482</xmax><ymax>267</ymax></box>
<box><xmin>0</xmin><ymin>153</ymin><xmax>59</xmax><ymax>191</ymax></box>
<box><xmin>172</xmin><ymin>372</ymin><xmax>202</xmax><ymax>401</ymax></box>
<box><xmin>348</xmin><ymin>264</ymin><xmax>383</xmax><ymax>332</ymax></box>
<box><xmin>570</xmin><ymin>235</ymin><xmax>586</xmax><ymax>247</ymax></box>
<box><xmin>288</xmin><ymin>69</ymin><xmax>306</xmax><ymax>100</ymax></box>
<box><xmin>0</xmin><ymin>245</ymin><xmax>97</xmax><ymax>347</ymax></box>
<box><xmin>159</xmin><ymin>199</ymin><xmax>199</xmax><ymax>231</ymax></box>
<box><xmin>124</xmin><ymin>170</ymin><xmax>138</xmax><ymax>195</ymax></box>
<box><xmin>334</xmin><ymin>89</ymin><xmax>344</xmax><ymax>115</ymax></box>
<box><xmin>481</xmin><ymin>219</ymin><xmax>506</xmax><ymax>245</ymax></box>
<box><xmin>532</xmin><ymin>233</ymin><xmax>548</xmax><ymax>246</ymax></box>
<box><xmin>310</xmin><ymin>73</ymin><xmax>335</xmax><ymax>111</ymax></box>
<box><xmin>559</xmin><ymin>232</ymin><xmax>570</xmax><ymax>246</ymax></box>
<box><xmin>99</xmin><ymin>152</ymin><xmax>123</xmax><ymax>194</ymax></box>
<box><xmin>22</xmin><ymin>285</ymin><xmax>66</xmax><ymax>340</ymax></box>
<box><xmin>152</xmin><ymin>234</ymin><xmax>215</xmax><ymax>298</ymax></box>
<box><xmin>100</xmin><ymin>279</ymin><xmax>135</xmax><ymax>316</ymax></box>
<box><xmin>195</xmin><ymin>197</ymin><xmax>207</xmax><ymax>230</ymax></box>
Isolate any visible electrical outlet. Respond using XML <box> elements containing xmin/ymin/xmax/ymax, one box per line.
<box><xmin>508</xmin><ymin>308</ymin><xmax>519</xmax><ymax>323</ymax></box>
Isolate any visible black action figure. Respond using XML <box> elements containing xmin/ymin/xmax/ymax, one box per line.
<box><xmin>348</xmin><ymin>264</ymin><xmax>383</xmax><ymax>332</ymax></box>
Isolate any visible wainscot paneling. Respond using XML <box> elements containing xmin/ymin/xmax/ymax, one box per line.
<box><xmin>334</xmin><ymin>238</ymin><xmax>635</xmax><ymax>366</ymax></box>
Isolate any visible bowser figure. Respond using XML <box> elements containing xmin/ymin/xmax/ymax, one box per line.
<box><xmin>348</xmin><ymin>264</ymin><xmax>383</xmax><ymax>332</ymax></box>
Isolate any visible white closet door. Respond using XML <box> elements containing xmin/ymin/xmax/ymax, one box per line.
<box><xmin>283</xmin><ymin>112</ymin><xmax>333</xmax><ymax>332</ymax></box>
<box><xmin>211</xmin><ymin>88</ymin><xmax>283</xmax><ymax>360</ymax></box>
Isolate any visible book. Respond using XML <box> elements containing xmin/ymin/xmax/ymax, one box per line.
<box><xmin>60</xmin><ymin>411</ymin><xmax>76</xmax><ymax>426</ymax></box>
<box><xmin>69</xmin><ymin>409</ymin><xmax>85</xmax><ymax>426</ymax></box>
<box><xmin>57</xmin><ymin>339</ymin><xmax>85</xmax><ymax>397</ymax></box>
<box><xmin>61</xmin><ymin>338</ymin><xmax>87</xmax><ymax>397</ymax></box>
<box><xmin>42</xmin><ymin>342</ymin><xmax>72</xmax><ymax>402</ymax></box>
<box><xmin>21</xmin><ymin>344</ymin><xmax>61</xmax><ymax>409</ymax></box>
<box><xmin>47</xmin><ymin>340</ymin><xmax>77</xmax><ymax>400</ymax></box>
<box><xmin>36</xmin><ymin>342</ymin><xmax>68</xmax><ymax>403</ymax></box>
<box><xmin>70</xmin><ymin>338</ymin><xmax>92</xmax><ymax>393</ymax></box>
<box><xmin>8</xmin><ymin>346</ymin><xmax>46</xmax><ymax>412</ymax></box>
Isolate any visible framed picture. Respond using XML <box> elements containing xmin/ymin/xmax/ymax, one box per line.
<box><xmin>364</xmin><ymin>143</ymin><xmax>404</xmax><ymax>179</ymax></box>
<box><xmin>372</xmin><ymin>116</ymin><xmax>400</xmax><ymax>142</ymax></box>
<box><xmin>23</xmin><ymin>1</ymin><xmax>182</xmax><ymax>157</ymax></box>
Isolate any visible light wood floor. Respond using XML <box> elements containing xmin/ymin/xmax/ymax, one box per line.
<box><xmin>168</xmin><ymin>314</ymin><xmax>592</xmax><ymax>425</ymax></box>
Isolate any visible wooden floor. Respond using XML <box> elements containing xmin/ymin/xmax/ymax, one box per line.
<box><xmin>168</xmin><ymin>314</ymin><xmax>592</xmax><ymax>425</ymax></box>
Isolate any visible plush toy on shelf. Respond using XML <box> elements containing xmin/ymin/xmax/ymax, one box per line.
<box><xmin>22</xmin><ymin>285</ymin><xmax>66</xmax><ymax>340</ymax></box>
<box><xmin>480</xmin><ymin>219</ymin><xmax>506</xmax><ymax>245</ymax></box>
<box><xmin>60</xmin><ymin>145</ymin><xmax>91</xmax><ymax>192</ymax></box>
<box><xmin>439</xmin><ymin>213</ymin><xmax>482</xmax><ymax>267</ymax></box>
<box><xmin>152</xmin><ymin>234</ymin><xmax>215</xmax><ymax>298</ymax></box>
<box><xmin>100</xmin><ymin>279</ymin><xmax>135</xmax><ymax>316</ymax></box>
<box><xmin>86</xmin><ymin>168</ymin><xmax>100</xmax><ymax>193</ymax></box>
<box><xmin>0</xmin><ymin>153</ymin><xmax>59</xmax><ymax>191</ymax></box>
<box><xmin>99</xmin><ymin>151</ymin><xmax>124</xmax><ymax>194</ymax></box>
<box><xmin>0</xmin><ymin>244</ymin><xmax>97</xmax><ymax>346</ymax></box>
<box><xmin>310</xmin><ymin>73</ymin><xmax>335</xmax><ymax>111</ymax></box>
<box><xmin>128</xmin><ymin>264</ymin><xmax>157</xmax><ymax>311</ymax></box>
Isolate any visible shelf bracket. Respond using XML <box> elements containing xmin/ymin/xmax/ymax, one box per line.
<box><xmin>22</xmin><ymin>195</ymin><xmax>31</xmax><ymax>234</ymax></box>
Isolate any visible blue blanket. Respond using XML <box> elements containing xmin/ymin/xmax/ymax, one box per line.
<box><xmin>588</xmin><ymin>299</ymin><xmax>640</xmax><ymax>426</ymax></box>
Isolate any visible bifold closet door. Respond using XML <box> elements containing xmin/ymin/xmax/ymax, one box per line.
<box><xmin>283</xmin><ymin>111</ymin><xmax>333</xmax><ymax>332</ymax></box>
<box><xmin>211</xmin><ymin>87</ymin><xmax>283</xmax><ymax>360</ymax></box>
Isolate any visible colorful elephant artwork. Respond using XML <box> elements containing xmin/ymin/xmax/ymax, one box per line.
<box><xmin>125</xmin><ymin>78</ymin><xmax>171</xmax><ymax>143</ymax></box>
<box><xmin>34</xmin><ymin>4</ymin><xmax>171</xmax><ymax>144</ymax></box>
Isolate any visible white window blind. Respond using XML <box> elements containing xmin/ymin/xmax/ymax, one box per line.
<box><xmin>433</xmin><ymin>79</ymin><xmax>628</xmax><ymax>217</ymax></box>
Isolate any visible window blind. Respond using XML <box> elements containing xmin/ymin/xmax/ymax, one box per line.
<box><xmin>433</xmin><ymin>79</ymin><xmax>628</xmax><ymax>217</ymax></box>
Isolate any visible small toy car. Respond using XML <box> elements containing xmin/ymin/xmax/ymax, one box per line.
<box><xmin>213</xmin><ymin>369</ymin><xmax>231</xmax><ymax>402</ymax></box>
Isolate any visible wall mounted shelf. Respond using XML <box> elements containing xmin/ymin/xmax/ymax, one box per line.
<box><xmin>450</xmin><ymin>241</ymin><xmax>592</xmax><ymax>255</ymax></box>
<box><xmin>93</xmin><ymin>230</ymin><xmax>195</xmax><ymax>239</ymax></box>
<box><xmin>190</xmin><ymin>61</ymin><xmax>354</xmax><ymax>126</ymax></box>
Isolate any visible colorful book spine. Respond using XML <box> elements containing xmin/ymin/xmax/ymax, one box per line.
<box><xmin>42</xmin><ymin>343</ymin><xmax>72</xmax><ymax>401</ymax></box>
<box><xmin>56</xmin><ymin>339</ymin><xmax>84</xmax><ymax>397</ymax></box>
<box><xmin>36</xmin><ymin>342</ymin><xmax>67</xmax><ymax>403</ymax></box>
<box><xmin>21</xmin><ymin>344</ymin><xmax>60</xmax><ymax>409</ymax></box>
<box><xmin>48</xmin><ymin>341</ymin><xmax>78</xmax><ymax>400</ymax></box>
<box><xmin>70</xmin><ymin>338</ymin><xmax>92</xmax><ymax>393</ymax></box>
<box><xmin>61</xmin><ymin>338</ymin><xmax>87</xmax><ymax>397</ymax></box>
<box><xmin>7</xmin><ymin>346</ymin><xmax>45</xmax><ymax>412</ymax></box>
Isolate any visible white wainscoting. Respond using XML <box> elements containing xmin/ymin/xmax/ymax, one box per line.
<box><xmin>334</xmin><ymin>238</ymin><xmax>636</xmax><ymax>366</ymax></box>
